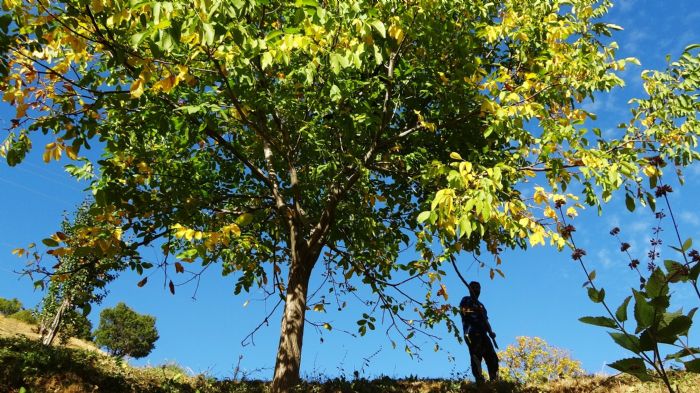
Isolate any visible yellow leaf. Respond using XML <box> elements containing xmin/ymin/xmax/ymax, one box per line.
<box><xmin>528</xmin><ymin>228</ymin><xmax>545</xmax><ymax>246</ymax></box>
<box><xmin>91</xmin><ymin>0</ymin><xmax>104</xmax><ymax>13</ymax></box>
<box><xmin>449</xmin><ymin>152</ymin><xmax>463</xmax><ymax>161</ymax></box>
<box><xmin>11</xmin><ymin>248</ymin><xmax>24</xmax><ymax>257</ymax></box>
<box><xmin>388</xmin><ymin>24</ymin><xmax>404</xmax><ymax>42</ymax></box>
<box><xmin>643</xmin><ymin>165</ymin><xmax>658</xmax><ymax>178</ymax></box>
<box><xmin>313</xmin><ymin>303</ymin><xmax>325</xmax><ymax>312</ymax></box>
<box><xmin>533</xmin><ymin>187</ymin><xmax>548</xmax><ymax>204</ymax></box>
<box><xmin>65</xmin><ymin>145</ymin><xmax>78</xmax><ymax>160</ymax></box>
<box><xmin>130</xmin><ymin>78</ymin><xmax>145</xmax><ymax>98</ymax></box>
<box><xmin>223</xmin><ymin>223</ymin><xmax>241</xmax><ymax>237</ymax></box>
<box><xmin>52</xmin><ymin>145</ymin><xmax>62</xmax><ymax>161</ymax></box>
<box><xmin>154</xmin><ymin>75</ymin><xmax>177</xmax><ymax>93</ymax></box>
<box><xmin>437</xmin><ymin>283</ymin><xmax>449</xmax><ymax>300</ymax></box>
<box><xmin>544</xmin><ymin>206</ymin><xmax>557</xmax><ymax>219</ymax></box>
<box><xmin>15</xmin><ymin>103</ymin><xmax>27</xmax><ymax>118</ymax></box>
<box><xmin>566</xmin><ymin>207</ymin><xmax>578</xmax><ymax>217</ymax></box>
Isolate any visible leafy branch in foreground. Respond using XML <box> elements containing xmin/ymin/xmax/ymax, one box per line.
<box><xmin>564</xmin><ymin>164</ymin><xmax>700</xmax><ymax>392</ymax></box>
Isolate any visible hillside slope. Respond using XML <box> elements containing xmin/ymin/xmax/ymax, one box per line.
<box><xmin>1</xmin><ymin>315</ymin><xmax>698</xmax><ymax>392</ymax></box>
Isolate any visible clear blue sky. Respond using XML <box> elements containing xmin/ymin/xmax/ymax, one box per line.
<box><xmin>2</xmin><ymin>0</ymin><xmax>700</xmax><ymax>381</ymax></box>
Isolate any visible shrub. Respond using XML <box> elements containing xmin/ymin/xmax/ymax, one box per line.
<box><xmin>0</xmin><ymin>297</ymin><xmax>23</xmax><ymax>316</ymax></box>
<box><xmin>498</xmin><ymin>336</ymin><xmax>585</xmax><ymax>385</ymax></box>
<box><xmin>94</xmin><ymin>302</ymin><xmax>159</xmax><ymax>358</ymax></box>
<box><xmin>9</xmin><ymin>309</ymin><xmax>38</xmax><ymax>325</ymax></box>
<box><xmin>57</xmin><ymin>309</ymin><xmax>94</xmax><ymax>344</ymax></box>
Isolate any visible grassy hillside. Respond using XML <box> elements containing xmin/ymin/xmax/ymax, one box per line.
<box><xmin>1</xmin><ymin>315</ymin><xmax>698</xmax><ymax>392</ymax></box>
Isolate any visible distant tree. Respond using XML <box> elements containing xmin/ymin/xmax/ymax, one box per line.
<box><xmin>35</xmin><ymin>203</ymin><xmax>122</xmax><ymax>346</ymax></box>
<box><xmin>94</xmin><ymin>302</ymin><xmax>159</xmax><ymax>358</ymax></box>
<box><xmin>498</xmin><ymin>336</ymin><xmax>585</xmax><ymax>385</ymax></box>
<box><xmin>0</xmin><ymin>297</ymin><xmax>22</xmax><ymax>316</ymax></box>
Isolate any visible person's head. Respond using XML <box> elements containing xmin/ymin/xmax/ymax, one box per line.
<box><xmin>469</xmin><ymin>281</ymin><xmax>481</xmax><ymax>299</ymax></box>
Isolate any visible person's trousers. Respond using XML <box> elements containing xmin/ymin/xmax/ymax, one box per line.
<box><xmin>466</xmin><ymin>332</ymin><xmax>499</xmax><ymax>383</ymax></box>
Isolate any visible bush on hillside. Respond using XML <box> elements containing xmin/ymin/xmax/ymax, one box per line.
<box><xmin>498</xmin><ymin>336</ymin><xmax>585</xmax><ymax>385</ymax></box>
<box><xmin>57</xmin><ymin>309</ymin><xmax>94</xmax><ymax>344</ymax></box>
<box><xmin>0</xmin><ymin>297</ymin><xmax>23</xmax><ymax>316</ymax></box>
<box><xmin>94</xmin><ymin>302</ymin><xmax>159</xmax><ymax>358</ymax></box>
<box><xmin>9</xmin><ymin>309</ymin><xmax>38</xmax><ymax>325</ymax></box>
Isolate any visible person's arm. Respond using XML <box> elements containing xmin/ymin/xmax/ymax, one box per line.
<box><xmin>485</xmin><ymin>319</ymin><xmax>496</xmax><ymax>338</ymax></box>
<box><xmin>482</xmin><ymin>302</ymin><xmax>496</xmax><ymax>338</ymax></box>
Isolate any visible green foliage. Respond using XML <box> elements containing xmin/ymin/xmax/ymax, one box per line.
<box><xmin>0</xmin><ymin>336</ymin><xmax>203</xmax><ymax>393</ymax></box>
<box><xmin>34</xmin><ymin>202</ymin><xmax>122</xmax><ymax>344</ymax></box>
<box><xmin>57</xmin><ymin>309</ymin><xmax>94</xmax><ymax>343</ymax></box>
<box><xmin>576</xmin><ymin>162</ymin><xmax>700</xmax><ymax>392</ymax></box>
<box><xmin>0</xmin><ymin>297</ymin><xmax>22</xmax><ymax>316</ymax></box>
<box><xmin>9</xmin><ymin>309</ymin><xmax>38</xmax><ymax>325</ymax></box>
<box><xmin>498</xmin><ymin>336</ymin><xmax>585</xmax><ymax>385</ymax></box>
<box><xmin>94</xmin><ymin>302</ymin><xmax>159</xmax><ymax>359</ymax></box>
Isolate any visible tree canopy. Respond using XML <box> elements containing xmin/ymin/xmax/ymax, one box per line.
<box><xmin>34</xmin><ymin>203</ymin><xmax>121</xmax><ymax>345</ymax></box>
<box><xmin>2</xmin><ymin>0</ymin><xmax>699</xmax><ymax>391</ymax></box>
<box><xmin>94</xmin><ymin>302</ymin><xmax>159</xmax><ymax>358</ymax></box>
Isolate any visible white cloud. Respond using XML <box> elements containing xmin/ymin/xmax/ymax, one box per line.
<box><xmin>618</xmin><ymin>0</ymin><xmax>640</xmax><ymax>14</ymax></box>
<box><xmin>679</xmin><ymin>211</ymin><xmax>700</xmax><ymax>227</ymax></box>
<box><xmin>596</xmin><ymin>248</ymin><xmax>614</xmax><ymax>269</ymax></box>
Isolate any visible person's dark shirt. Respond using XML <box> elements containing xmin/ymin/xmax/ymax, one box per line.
<box><xmin>459</xmin><ymin>296</ymin><xmax>488</xmax><ymax>335</ymax></box>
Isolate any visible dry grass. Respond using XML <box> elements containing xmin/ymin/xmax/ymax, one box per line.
<box><xmin>0</xmin><ymin>313</ymin><xmax>102</xmax><ymax>352</ymax></box>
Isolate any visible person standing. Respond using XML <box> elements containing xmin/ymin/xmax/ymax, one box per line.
<box><xmin>459</xmin><ymin>281</ymin><xmax>499</xmax><ymax>384</ymax></box>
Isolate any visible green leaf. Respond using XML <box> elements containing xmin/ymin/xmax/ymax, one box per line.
<box><xmin>684</xmin><ymin>43</ymin><xmax>700</xmax><ymax>52</ymax></box>
<box><xmin>295</xmin><ymin>0</ymin><xmax>319</xmax><ymax>7</ymax></box>
<box><xmin>657</xmin><ymin>314</ymin><xmax>692</xmax><ymax>342</ymax></box>
<box><xmin>633</xmin><ymin>289</ymin><xmax>655</xmax><ymax>333</ymax></box>
<box><xmin>665</xmin><ymin>260</ymin><xmax>689</xmax><ymax>283</ymax></box>
<box><xmin>236</xmin><ymin>213</ymin><xmax>254</xmax><ymax>227</ymax></box>
<box><xmin>608</xmin><ymin>358</ymin><xmax>651</xmax><ymax>381</ymax></box>
<box><xmin>605</xmin><ymin>23</ymin><xmax>624</xmax><ymax>31</ymax></box>
<box><xmin>609</xmin><ymin>332</ymin><xmax>641</xmax><ymax>353</ymax></box>
<box><xmin>131</xmin><ymin>31</ymin><xmax>147</xmax><ymax>48</ymax></box>
<box><xmin>684</xmin><ymin>358</ymin><xmax>700</xmax><ymax>373</ymax></box>
<box><xmin>329</xmin><ymin>53</ymin><xmax>342</xmax><ymax>74</ymax></box>
<box><xmin>202</xmin><ymin>23</ymin><xmax>215</xmax><ymax>46</ymax></box>
<box><xmin>329</xmin><ymin>84</ymin><xmax>342</xmax><ymax>102</ymax></box>
<box><xmin>261</xmin><ymin>51</ymin><xmax>273</xmax><ymax>70</ymax></box>
<box><xmin>644</xmin><ymin>268</ymin><xmax>667</xmax><ymax>298</ymax></box>
<box><xmin>579</xmin><ymin>316</ymin><xmax>617</xmax><ymax>328</ymax></box>
<box><xmin>625</xmin><ymin>194</ymin><xmax>635</xmax><ymax>212</ymax></box>
<box><xmin>587</xmin><ymin>287</ymin><xmax>605</xmax><ymax>303</ymax></box>
<box><xmin>42</xmin><ymin>238</ymin><xmax>59</xmax><ymax>247</ymax></box>
<box><xmin>682</xmin><ymin>237</ymin><xmax>693</xmax><ymax>252</ymax></box>
<box><xmin>616</xmin><ymin>296</ymin><xmax>632</xmax><ymax>322</ymax></box>
<box><xmin>666</xmin><ymin>347</ymin><xmax>700</xmax><ymax>361</ymax></box>
<box><xmin>417</xmin><ymin>211</ymin><xmax>431</xmax><ymax>224</ymax></box>
<box><xmin>369</xmin><ymin>20</ymin><xmax>386</xmax><ymax>38</ymax></box>
<box><xmin>691</xmin><ymin>262</ymin><xmax>700</xmax><ymax>281</ymax></box>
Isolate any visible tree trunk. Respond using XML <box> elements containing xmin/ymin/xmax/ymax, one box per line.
<box><xmin>41</xmin><ymin>297</ymin><xmax>70</xmax><ymax>346</ymax></box>
<box><xmin>271</xmin><ymin>254</ymin><xmax>314</xmax><ymax>393</ymax></box>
